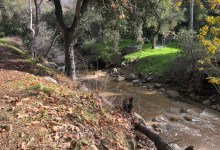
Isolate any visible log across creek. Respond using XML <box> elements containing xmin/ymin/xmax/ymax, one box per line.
<box><xmin>134</xmin><ymin>122</ymin><xmax>194</xmax><ymax>150</ymax></box>
<box><xmin>135</xmin><ymin>123</ymin><xmax>173</xmax><ymax>150</ymax></box>
<box><xmin>122</xmin><ymin>97</ymin><xmax>193</xmax><ymax>150</ymax></box>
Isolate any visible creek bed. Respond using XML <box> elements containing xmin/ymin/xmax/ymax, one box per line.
<box><xmin>78</xmin><ymin>71</ymin><xmax>220</xmax><ymax>150</ymax></box>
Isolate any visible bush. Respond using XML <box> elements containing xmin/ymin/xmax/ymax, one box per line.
<box><xmin>166</xmin><ymin>29</ymin><xmax>206</xmax><ymax>90</ymax></box>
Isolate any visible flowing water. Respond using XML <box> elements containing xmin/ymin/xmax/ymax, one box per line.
<box><xmin>78</xmin><ymin>71</ymin><xmax>220</xmax><ymax>150</ymax></box>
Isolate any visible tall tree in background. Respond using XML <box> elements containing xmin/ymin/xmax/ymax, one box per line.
<box><xmin>52</xmin><ymin>0</ymin><xmax>89</xmax><ymax>79</ymax></box>
<box><xmin>141</xmin><ymin>0</ymin><xmax>184</xmax><ymax>49</ymax></box>
<box><xmin>189</xmin><ymin>0</ymin><xmax>194</xmax><ymax>30</ymax></box>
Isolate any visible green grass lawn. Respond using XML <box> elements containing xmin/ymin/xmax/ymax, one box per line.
<box><xmin>122</xmin><ymin>39</ymin><xmax>180</xmax><ymax>75</ymax></box>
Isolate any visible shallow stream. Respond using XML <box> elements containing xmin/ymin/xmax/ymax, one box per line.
<box><xmin>78</xmin><ymin>71</ymin><xmax>220</xmax><ymax>150</ymax></box>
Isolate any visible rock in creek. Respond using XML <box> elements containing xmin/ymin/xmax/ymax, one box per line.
<box><xmin>124</xmin><ymin>73</ymin><xmax>138</xmax><ymax>81</ymax></box>
<box><xmin>116</xmin><ymin>75</ymin><xmax>125</xmax><ymax>82</ymax></box>
<box><xmin>159</xmin><ymin>88</ymin><xmax>166</xmax><ymax>92</ymax></box>
<box><xmin>132</xmin><ymin>79</ymin><xmax>141</xmax><ymax>84</ymax></box>
<box><xmin>202</xmin><ymin>100</ymin><xmax>212</xmax><ymax>106</ymax></box>
<box><xmin>154</xmin><ymin>83</ymin><xmax>162</xmax><ymax>89</ymax></box>
<box><xmin>167</xmin><ymin>90</ymin><xmax>180</xmax><ymax>98</ymax></box>
<box><xmin>211</xmin><ymin>105</ymin><xmax>217</xmax><ymax>110</ymax></box>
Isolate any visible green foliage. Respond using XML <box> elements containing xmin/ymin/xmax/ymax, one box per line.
<box><xmin>166</xmin><ymin>29</ymin><xmax>205</xmax><ymax>88</ymax></box>
<box><xmin>0</xmin><ymin>0</ymin><xmax>27</xmax><ymax>37</ymax></box>
<box><xmin>124</xmin><ymin>41</ymin><xmax>179</xmax><ymax>75</ymax></box>
<box><xmin>174</xmin><ymin>29</ymin><xmax>204</xmax><ymax>74</ymax></box>
<box><xmin>29</xmin><ymin>84</ymin><xmax>42</xmax><ymax>91</ymax></box>
<box><xmin>0</xmin><ymin>43</ymin><xmax>26</xmax><ymax>56</ymax></box>
<box><xmin>79</xmin><ymin>5</ymin><xmax>123</xmax><ymax>65</ymax></box>
<box><xmin>0</xmin><ymin>32</ymin><xmax>5</xmax><ymax>38</ymax></box>
<box><xmin>176</xmin><ymin>29</ymin><xmax>198</xmax><ymax>53</ymax></box>
<box><xmin>28</xmin><ymin>83</ymin><xmax>54</xmax><ymax>95</ymax></box>
<box><xmin>118</xmin><ymin>39</ymin><xmax>136</xmax><ymax>50</ymax></box>
<box><xmin>41</xmin><ymin>10</ymin><xmax>58</xmax><ymax>29</ymax></box>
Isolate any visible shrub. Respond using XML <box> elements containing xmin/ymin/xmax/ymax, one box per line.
<box><xmin>166</xmin><ymin>29</ymin><xmax>206</xmax><ymax>90</ymax></box>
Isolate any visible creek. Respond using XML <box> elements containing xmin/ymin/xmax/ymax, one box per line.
<box><xmin>78</xmin><ymin>70</ymin><xmax>220</xmax><ymax>150</ymax></box>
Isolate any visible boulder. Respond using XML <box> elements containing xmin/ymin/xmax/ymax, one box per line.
<box><xmin>116</xmin><ymin>75</ymin><xmax>125</xmax><ymax>82</ymax></box>
<box><xmin>167</xmin><ymin>90</ymin><xmax>180</xmax><ymax>98</ymax></box>
<box><xmin>210</xmin><ymin>98</ymin><xmax>217</xmax><ymax>103</ymax></box>
<box><xmin>124</xmin><ymin>73</ymin><xmax>137</xmax><ymax>81</ymax></box>
<box><xmin>121</xmin><ymin>45</ymin><xmax>140</xmax><ymax>56</ymax></box>
<box><xmin>144</xmin><ymin>76</ymin><xmax>153</xmax><ymax>82</ymax></box>
<box><xmin>132</xmin><ymin>79</ymin><xmax>141</xmax><ymax>84</ymax></box>
<box><xmin>154</xmin><ymin>83</ymin><xmax>162</xmax><ymax>89</ymax></box>
<box><xmin>159</xmin><ymin>88</ymin><xmax>166</xmax><ymax>92</ymax></box>
<box><xmin>211</xmin><ymin>105</ymin><xmax>217</xmax><ymax>110</ymax></box>
<box><xmin>112</xmin><ymin>68</ymin><xmax>119</xmax><ymax>75</ymax></box>
<box><xmin>202</xmin><ymin>100</ymin><xmax>212</xmax><ymax>106</ymax></box>
<box><xmin>44</xmin><ymin>76</ymin><xmax>58</xmax><ymax>84</ymax></box>
<box><xmin>147</xmin><ymin>77</ymin><xmax>153</xmax><ymax>82</ymax></box>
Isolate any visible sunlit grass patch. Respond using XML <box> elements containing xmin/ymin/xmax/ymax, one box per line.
<box><xmin>123</xmin><ymin>41</ymin><xmax>180</xmax><ymax>75</ymax></box>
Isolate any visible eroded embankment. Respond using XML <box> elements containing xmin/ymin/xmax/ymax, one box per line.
<box><xmin>0</xmin><ymin>45</ymin><xmax>143</xmax><ymax>149</ymax></box>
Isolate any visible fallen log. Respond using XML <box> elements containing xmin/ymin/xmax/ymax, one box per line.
<box><xmin>135</xmin><ymin>123</ymin><xmax>172</xmax><ymax>150</ymax></box>
<box><xmin>134</xmin><ymin>123</ymin><xmax>194</xmax><ymax>150</ymax></box>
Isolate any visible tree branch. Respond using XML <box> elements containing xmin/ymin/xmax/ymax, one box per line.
<box><xmin>53</xmin><ymin>0</ymin><xmax>67</xmax><ymax>35</ymax></box>
<box><xmin>70</xmin><ymin>0</ymin><xmax>89</xmax><ymax>31</ymax></box>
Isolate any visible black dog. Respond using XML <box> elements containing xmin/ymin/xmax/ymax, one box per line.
<box><xmin>122</xmin><ymin>96</ymin><xmax>134</xmax><ymax>113</ymax></box>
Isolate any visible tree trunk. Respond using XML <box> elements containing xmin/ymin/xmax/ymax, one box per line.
<box><xmin>29</xmin><ymin>0</ymin><xmax>35</xmax><ymax>55</ymax></box>
<box><xmin>53</xmin><ymin>0</ymin><xmax>89</xmax><ymax>79</ymax></box>
<box><xmin>64</xmin><ymin>36</ymin><xmax>74</xmax><ymax>78</ymax></box>
<box><xmin>152</xmin><ymin>34</ymin><xmax>158</xmax><ymax>49</ymax></box>
<box><xmin>189</xmin><ymin>0</ymin><xmax>194</xmax><ymax>30</ymax></box>
<box><xmin>29</xmin><ymin>0</ymin><xmax>35</xmax><ymax>39</ymax></box>
<box><xmin>135</xmin><ymin>123</ymin><xmax>172</xmax><ymax>150</ymax></box>
<box><xmin>34</xmin><ymin>0</ymin><xmax>43</xmax><ymax>37</ymax></box>
<box><xmin>151</xmin><ymin>23</ymin><xmax>161</xmax><ymax>49</ymax></box>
